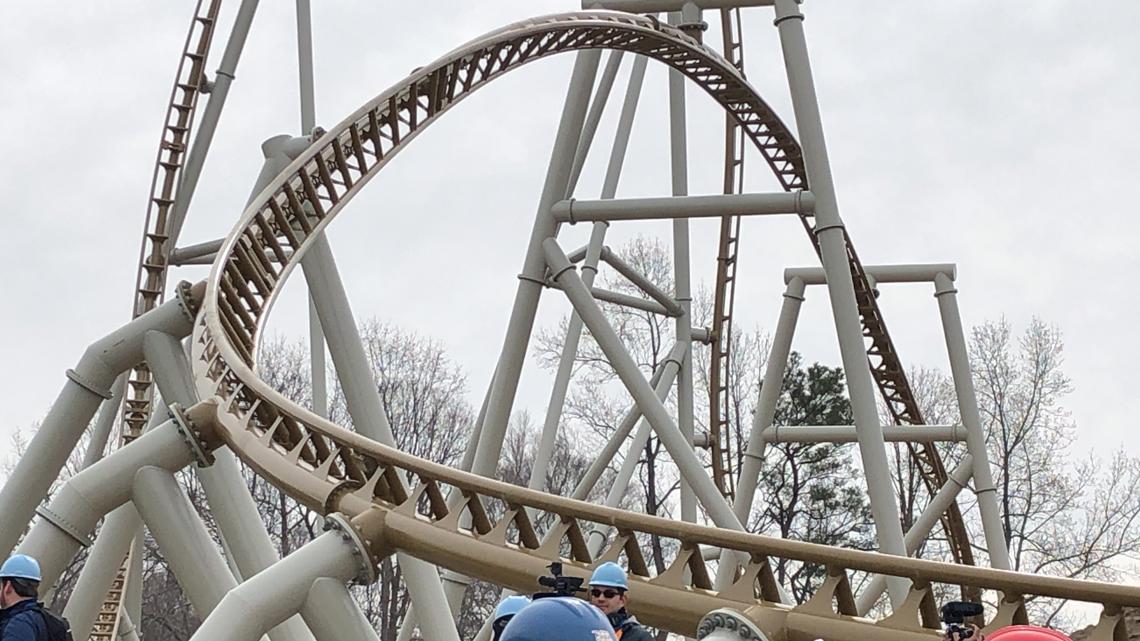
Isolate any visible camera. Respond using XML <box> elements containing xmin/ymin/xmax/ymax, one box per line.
<box><xmin>940</xmin><ymin>601</ymin><xmax>984</xmax><ymax>639</ymax></box>
<box><xmin>534</xmin><ymin>562</ymin><xmax>584</xmax><ymax>599</ymax></box>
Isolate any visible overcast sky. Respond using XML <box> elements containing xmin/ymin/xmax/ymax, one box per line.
<box><xmin>1</xmin><ymin>0</ymin><xmax>1138</xmax><ymax>569</ymax></box>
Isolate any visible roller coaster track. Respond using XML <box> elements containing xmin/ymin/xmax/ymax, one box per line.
<box><xmin>186</xmin><ymin>12</ymin><xmax>1135</xmax><ymax>640</ymax></box>
<box><xmin>123</xmin><ymin>0</ymin><xmax>223</xmax><ymax>442</ymax></box>
<box><xmin>708</xmin><ymin>6</ymin><xmax>747</xmax><ymax>501</ymax></box>
<box><xmin>96</xmin><ymin>4</ymin><xmax>224</xmax><ymax>641</ymax></box>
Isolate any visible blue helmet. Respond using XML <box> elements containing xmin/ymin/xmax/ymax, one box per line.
<box><xmin>500</xmin><ymin>597</ymin><xmax>617</xmax><ymax>641</ymax></box>
<box><xmin>588</xmin><ymin>561</ymin><xmax>628</xmax><ymax>590</ymax></box>
<box><xmin>0</xmin><ymin>555</ymin><xmax>41</xmax><ymax>582</ymax></box>
<box><xmin>494</xmin><ymin>595</ymin><xmax>532</xmax><ymax>622</ymax></box>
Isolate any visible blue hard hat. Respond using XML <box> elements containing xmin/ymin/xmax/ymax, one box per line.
<box><xmin>500</xmin><ymin>597</ymin><xmax>617</xmax><ymax>641</ymax></box>
<box><xmin>0</xmin><ymin>555</ymin><xmax>42</xmax><ymax>582</ymax></box>
<box><xmin>494</xmin><ymin>595</ymin><xmax>532</xmax><ymax>622</ymax></box>
<box><xmin>588</xmin><ymin>561</ymin><xmax>628</xmax><ymax>590</ymax></box>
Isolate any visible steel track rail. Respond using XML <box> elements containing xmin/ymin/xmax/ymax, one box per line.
<box><xmin>95</xmin><ymin>5</ymin><xmax>224</xmax><ymax>641</ymax></box>
<box><xmin>708</xmin><ymin>6</ymin><xmax>747</xmax><ymax>500</ymax></box>
<box><xmin>186</xmin><ymin>13</ymin><xmax>1132</xmax><ymax>640</ymax></box>
<box><xmin>122</xmin><ymin>0</ymin><xmax>224</xmax><ymax>441</ymax></box>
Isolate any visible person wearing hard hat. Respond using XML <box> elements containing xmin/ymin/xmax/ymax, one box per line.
<box><xmin>492</xmin><ymin>595</ymin><xmax>531</xmax><ymax>641</ymax></box>
<box><xmin>0</xmin><ymin>555</ymin><xmax>49</xmax><ymax>641</ymax></box>
<box><xmin>499</xmin><ymin>596</ymin><xmax>617</xmax><ymax>641</ymax></box>
<box><xmin>587</xmin><ymin>562</ymin><xmax>652</xmax><ymax>641</ymax></box>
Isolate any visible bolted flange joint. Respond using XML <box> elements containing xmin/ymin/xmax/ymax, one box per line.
<box><xmin>170</xmin><ymin>400</ymin><xmax>224</xmax><ymax>467</ymax></box>
<box><xmin>697</xmin><ymin>609</ymin><xmax>771</xmax><ymax>641</ymax></box>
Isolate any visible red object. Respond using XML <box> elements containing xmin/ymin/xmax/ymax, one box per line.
<box><xmin>986</xmin><ymin>625</ymin><xmax>1072</xmax><ymax>641</ymax></box>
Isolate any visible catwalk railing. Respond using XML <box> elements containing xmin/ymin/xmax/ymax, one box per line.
<box><xmin>184</xmin><ymin>11</ymin><xmax>1130</xmax><ymax>640</ymax></box>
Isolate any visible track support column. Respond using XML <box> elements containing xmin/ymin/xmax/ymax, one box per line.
<box><xmin>772</xmin><ymin>0</ymin><xmax>909</xmax><ymax>605</ymax></box>
<box><xmin>934</xmin><ymin>273</ymin><xmax>1011</xmax><ymax>570</ymax></box>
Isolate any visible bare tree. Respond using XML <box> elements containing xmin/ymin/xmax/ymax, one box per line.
<box><xmin>969</xmin><ymin>318</ymin><xmax>1140</xmax><ymax>625</ymax></box>
<box><xmin>535</xmin><ymin>236</ymin><xmax>681</xmax><ymax>574</ymax></box>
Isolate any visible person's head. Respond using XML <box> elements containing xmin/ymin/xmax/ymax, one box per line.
<box><xmin>587</xmin><ymin>562</ymin><xmax>629</xmax><ymax>615</ymax></box>
<box><xmin>499</xmin><ymin>596</ymin><xmax>617</xmax><ymax>641</ymax></box>
<box><xmin>985</xmin><ymin>626</ymin><xmax>1071</xmax><ymax>641</ymax></box>
<box><xmin>492</xmin><ymin>595</ymin><xmax>531</xmax><ymax>641</ymax></box>
<box><xmin>0</xmin><ymin>555</ymin><xmax>41</xmax><ymax>609</ymax></box>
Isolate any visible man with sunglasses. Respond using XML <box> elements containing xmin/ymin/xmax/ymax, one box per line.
<box><xmin>587</xmin><ymin>563</ymin><xmax>652</xmax><ymax>641</ymax></box>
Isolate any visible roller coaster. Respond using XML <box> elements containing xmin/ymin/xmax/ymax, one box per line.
<box><xmin>3</xmin><ymin>2</ymin><xmax>1135</xmax><ymax>641</ymax></box>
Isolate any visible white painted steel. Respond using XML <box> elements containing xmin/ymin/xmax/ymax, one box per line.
<box><xmin>667</xmin><ymin>10</ymin><xmax>698</xmax><ymax>529</ymax></box>
<box><xmin>469</xmin><ymin>50</ymin><xmax>602</xmax><ymax>485</ymax></box>
<box><xmin>301</xmin><ymin>235</ymin><xmax>459</xmax><ymax>641</ymax></box>
<box><xmin>934</xmin><ymin>273</ymin><xmax>1012</xmax><ymax>570</ymax></box>
<box><xmin>772</xmin><ymin>0</ymin><xmax>909</xmax><ymax>606</ymax></box>
<box><xmin>132</xmin><ymin>467</ymin><xmax>239</xmax><ymax>616</ymax></box>
<box><xmin>585</xmin><ymin>0</ymin><xmax>774</xmax><ymax>11</ymax></box>
<box><xmin>760</xmin><ymin>425</ymin><xmax>967</xmax><ymax>444</ymax></box>
<box><xmin>552</xmin><ymin>192</ymin><xmax>812</xmax><ymax>222</ymax></box>
<box><xmin>167</xmin><ymin>0</ymin><xmax>261</xmax><ymax>247</ymax></box>
<box><xmin>587</xmin><ymin>350</ymin><xmax>689</xmax><ymax>555</ymax></box>
<box><xmin>144</xmin><ymin>330</ymin><xmax>317</xmax><ymax>641</ymax></box>
<box><xmin>300</xmin><ymin>578</ymin><xmax>381</xmax><ymax>641</ymax></box>
<box><xmin>544</xmin><ymin>239</ymin><xmax>750</xmax><ymax>562</ymax></box>
<box><xmin>17</xmin><ymin>418</ymin><xmax>196</xmax><ymax>589</ymax></box>
<box><xmin>783</xmin><ymin>263</ymin><xmax>956</xmax><ymax>285</ymax></box>
<box><xmin>856</xmin><ymin>457</ymin><xmax>975</xmax><ymax>614</ymax></box>
<box><xmin>0</xmin><ymin>291</ymin><xmax>196</xmax><ymax>558</ymax></box>
<box><xmin>186</xmin><ymin>531</ymin><xmax>368</xmax><ymax>641</ymax></box>
<box><xmin>63</xmin><ymin>504</ymin><xmax>143</xmax><ymax>640</ymax></box>
<box><xmin>80</xmin><ymin>374</ymin><xmax>126</xmax><ymax>469</ymax></box>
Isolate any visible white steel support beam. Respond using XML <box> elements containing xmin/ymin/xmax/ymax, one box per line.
<box><xmin>131</xmin><ymin>466</ymin><xmax>241</xmax><ymax>618</ymax></box>
<box><xmin>783</xmin><ymin>263</ymin><xmax>956</xmax><ymax>286</ymax></box>
<box><xmin>584</xmin><ymin>0</ymin><xmax>774</xmax><ymax>10</ymax></box>
<box><xmin>570</xmin><ymin>351</ymin><xmax>680</xmax><ymax>500</ymax></box>
<box><xmin>601</xmin><ymin>247</ymin><xmax>687</xmax><ymax>317</ymax></box>
<box><xmin>300</xmin><ymin>579</ymin><xmax>382</xmax><ymax>641</ymax></box>
<box><xmin>186</xmin><ymin>528</ymin><xmax>372</xmax><ymax>641</ymax></box>
<box><xmin>667</xmin><ymin>8</ymin><xmax>698</xmax><ymax>528</ymax></box>
<box><xmin>587</xmin><ymin>348</ymin><xmax>687</xmax><ymax>556</ymax></box>
<box><xmin>544</xmin><ymin>239</ymin><xmax>750</xmax><ymax>553</ymax></box>
<box><xmin>567</xmin><ymin>49</ymin><xmax>625</xmax><ymax>194</ymax></box>
<box><xmin>533</xmin><ymin>49</ymin><xmax>649</xmax><ymax>499</ymax></box>
<box><xmin>17</xmin><ymin>414</ymin><xmax>203</xmax><ymax>589</ymax></box>
<box><xmin>80</xmin><ymin>374</ymin><xmax>125</xmax><ymax>469</ymax></box>
<box><xmin>715</xmin><ymin>277</ymin><xmax>804</xmax><ymax>590</ymax></box>
<box><xmin>295</xmin><ymin>0</ymin><xmax>329</xmax><ymax>422</ymax></box>
<box><xmin>552</xmin><ymin>191</ymin><xmax>814</xmax><ymax>223</ymax></box>
<box><xmin>63</xmin><ymin>504</ymin><xmax>142</xmax><ymax>641</ymax></box>
<box><xmin>0</xmin><ymin>287</ymin><xmax>199</xmax><ymax>558</ymax></box>
<box><xmin>760</xmin><ymin>425</ymin><xmax>968</xmax><ymax>444</ymax></box>
<box><xmin>772</xmin><ymin>0</ymin><xmax>910</xmax><ymax>606</ymax></box>
<box><xmin>856</xmin><ymin>457</ymin><xmax>975</xmax><ymax>614</ymax></box>
<box><xmin>934</xmin><ymin>273</ymin><xmax>1012</xmax><ymax>570</ymax></box>
<box><xmin>544</xmin><ymin>280</ymin><xmax>680</xmax><ymax>317</ymax></box>
<box><xmin>167</xmin><ymin>0</ymin><xmax>261</xmax><ymax>246</ymax></box>
<box><xmin>468</xmin><ymin>49</ymin><xmax>601</xmax><ymax>477</ymax></box>
<box><xmin>301</xmin><ymin>235</ymin><xmax>460</xmax><ymax>641</ymax></box>
<box><xmin>144</xmin><ymin>331</ymin><xmax>318</xmax><ymax>641</ymax></box>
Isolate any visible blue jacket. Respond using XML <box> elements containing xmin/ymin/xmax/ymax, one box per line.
<box><xmin>0</xmin><ymin>600</ymin><xmax>48</xmax><ymax>641</ymax></box>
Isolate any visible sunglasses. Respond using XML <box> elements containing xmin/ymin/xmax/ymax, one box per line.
<box><xmin>589</xmin><ymin>588</ymin><xmax>623</xmax><ymax>599</ymax></box>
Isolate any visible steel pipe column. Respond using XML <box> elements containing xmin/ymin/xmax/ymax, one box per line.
<box><xmin>186</xmin><ymin>529</ymin><xmax>372</xmax><ymax>641</ymax></box>
<box><xmin>16</xmin><ymin>411</ymin><xmax>209</xmax><ymax>589</ymax></box>
<box><xmin>544</xmin><ymin>240</ymin><xmax>750</xmax><ymax>556</ymax></box>
<box><xmin>856</xmin><ymin>456</ymin><xmax>975</xmax><ymax>614</ymax></box>
<box><xmin>934</xmin><ymin>273</ymin><xmax>1011</xmax><ymax>570</ymax></box>
<box><xmin>772</xmin><ymin>0</ymin><xmax>909</xmax><ymax>605</ymax></box>
<box><xmin>62</xmin><ymin>504</ymin><xmax>142</xmax><ymax>640</ymax></box>
<box><xmin>0</xmin><ymin>285</ymin><xmax>200</xmax><ymax>558</ymax></box>
<box><xmin>668</xmin><ymin>9</ymin><xmax>698</xmax><ymax>528</ymax></box>
<box><xmin>468</xmin><ymin>49</ymin><xmax>602</xmax><ymax>480</ymax></box>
